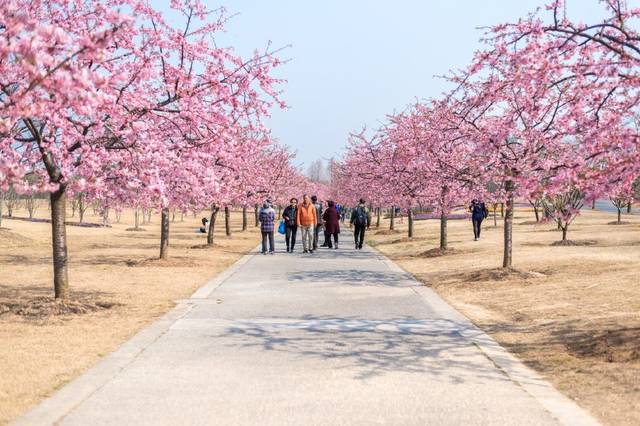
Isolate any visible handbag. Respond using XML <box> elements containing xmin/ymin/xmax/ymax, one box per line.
<box><xmin>277</xmin><ymin>219</ymin><xmax>286</xmax><ymax>235</ymax></box>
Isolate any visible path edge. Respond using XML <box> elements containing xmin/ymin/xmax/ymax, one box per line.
<box><xmin>370</xmin><ymin>245</ymin><xmax>601</xmax><ymax>426</ymax></box>
<box><xmin>11</xmin><ymin>246</ymin><xmax>259</xmax><ymax>426</ymax></box>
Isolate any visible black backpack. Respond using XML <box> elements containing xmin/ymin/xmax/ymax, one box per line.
<box><xmin>354</xmin><ymin>206</ymin><xmax>367</xmax><ymax>227</ymax></box>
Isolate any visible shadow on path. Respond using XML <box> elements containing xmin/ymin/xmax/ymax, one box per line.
<box><xmin>218</xmin><ymin>315</ymin><xmax>505</xmax><ymax>383</ymax></box>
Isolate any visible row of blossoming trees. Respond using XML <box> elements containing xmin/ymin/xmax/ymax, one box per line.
<box><xmin>334</xmin><ymin>0</ymin><xmax>640</xmax><ymax>268</ymax></box>
<box><xmin>0</xmin><ymin>0</ymin><xmax>312</xmax><ymax>299</ymax></box>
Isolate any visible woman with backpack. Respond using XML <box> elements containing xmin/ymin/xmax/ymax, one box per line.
<box><xmin>350</xmin><ymin>198</ymin><xmax>371</xmax><ymax>249</ymax></box>
<box><xmin>469</xmin><ymin>199</ymin><xmax>489</xmax><ymax>241</ymax></box>
<box><xmin>322</xmin><ymin>200</ymin><xmax>341</xmax><ymax>249</ymax></box>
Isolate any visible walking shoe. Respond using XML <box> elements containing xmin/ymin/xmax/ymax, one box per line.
<box><xmin>269</xmin><ymin>251</ymin><xmax>274</xmax><ymax>255</ymax></box>
<box><xmin>262</xmin><ymin>251</ymin><xmax>267</xmax><ymax>255</ymax></box>
<box><xmin>303</xmin><ymin>249</ymin><xmax>308</xmax><ymax>253</ymax></box>
<box><xmin>310</xmin><ymin>250</ymin><xmax>314</xmax><ymax>254</ymax></box>
<box><xmin>334</xmin><ymin>243</ymin><xmax>338</xmax><ymax>249</ymax></box>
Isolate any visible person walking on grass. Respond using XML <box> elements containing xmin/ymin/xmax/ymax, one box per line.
<box><xmin>311</xmin><ymin>195</ymin><xmax>323</xmax><ymax>251</ymax></box>
<box><xmin>297</xmin><ymin>194</ymin><xmax>317</xmax><ymax>253</ymax></box>
<box><xmin>350</xmin><ymin>198</ymin><xmax>371</xmax><ymax>250</ymax></box>
<box><xmin>282</xmin><ymin>198</ymin><xmax>298</xmax><ymax>253</ymax></box>
<box><xmin>259</xmin><ymin>201</ymin><xmax>276</xmax><ymax>254</ymax></box>
<box><xmin>469</xmin><ymin>199</ymin><xmax>488</xmax><ymax>241</ymax></box>
<box><xmin>322</xmin><ymin>200</ymin><xmax>340</xmax><ymax>249</ymax></box>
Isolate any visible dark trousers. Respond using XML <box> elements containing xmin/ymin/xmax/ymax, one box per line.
<box><xmin>327</xmin><ymin>232</ymin><xmax>339</xmax><ymax>248</ymax></box>
<box><xmin>354</xmin><ymin>225</ymin><xmax>366</xmax><ymax>248</ymax></box>
<box><xmin>285</xmin><ymin>225</ymin><xmax>297</xmax><ymax>250</ymax></box>
<box><xmin>472</xmin><ymin>216</ymin><xmax>483</xmax><ymax>239</ymax></box>
<box><xmin>313</xmin><ymin>225</ymin><xmax>322</xmax><ymax>250</ymax></box>
<box><xmin>322</xmin><ymin>229</ymin><xmax>330</xmax><ymax>246</ymax></box>
<box><xmin>261</xmin><ymin>231</ymin><xmax>274</xmax><ymax>253</ymax></box>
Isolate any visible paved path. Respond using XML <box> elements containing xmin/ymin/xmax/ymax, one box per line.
<box><xmin>16</xmin><ymin>234</ymin><xmax>598</xmax><ymax>426</ymax></box>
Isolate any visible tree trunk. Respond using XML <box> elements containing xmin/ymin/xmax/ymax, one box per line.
<box><xmin>439</xmin><ymin>211</ymin><xmax>448</xmax><ymax>251</ymax></box>
<box><xmin>242</xmin><ymin>207</ymin><xmax>248</xmax><ymax>231</ymax></box>
<box><xmin>503</xmin><ymin>181</ymin><xmax>514</xmax><ymax>268</ymax></box>
<box><xmin>561</xmin><ymin>225</ymin><xmax>568</xmax><ymax>241</ymax></box>
<box><xmin>159</xmin><ymin>208</ymin><xmax>170</xmax><ymax>259</ymax></box>
<box><xmin>0</xmin><ymin>194</ymin><xmax>3</xmax><ymax>228</ymax></box>
<box><xmin>627</xmin><ymin>201</ymin><xmax>632</xmax><ymax>214</ymax></box>
<box><xmin>103</xmin><ymin>208</ymin><xmax>109</xmax><ymax>226</ymax></box>
<box><xmin>407</xmin><ymin>208</ymin><xmax>414</xmax><ymax>239</ymax></box>
<box><xmin>277</xmin><ymin>205</ymin><xmax>282</xmax><ymax>220</ymax></box>
<box><xmin>207</xmin><ymin>206</ymin><xmax>219</xmax><ymax>245</ymax></box>
<box><xmin>134</xmin><ymin>208</ymin><xmax>140</xmax><ymax>230</ymax></box>
<box><xmin>172</xmin><ymin>209</ymin><xmax>176</xmax><ymax>222</ymax></box>
<box><xmin>390</xmin><ymin>206</ymin><xmax>395</xmax><ymax>230</ymax></box>
<box><xmin>534</xmin><ymin>205</ymin><xmax>540</xmax><ymax>222</ymax></box>
<box><xmin>500</xmin><ymin>203</ymin><xmax>504</xmax><ymax>217</ymax></box>
<box><xmin>78</xmin><ymin>198</ymin><xmax>85</xmax><ymax>224</ymax></box>
<box><xmin>254</xmin><ymin>203</ymin><xmax>259</xmax><ymax>227</ymax></box>
<box><xmin>225</xmin><ymin>205</ymin><xmax>231</xmax><ymax>236</ymax></box>
<box><xmin>493</xmin><ymin>204</ymin><xmax>498</xmax><ymax>227</ymax></box>
<box><xmin>115</xmin><ymin>210</ymin><xmax>121</xmax><ymax>223</ymax></box>
<box><xmin>592</xmin><ymin>199</ymin><xmax>596</xmax><ymax>209</ymax></box>
<box><xmin>618</xmin><ymin>208</ymin><xmax>622</xmax><ymax>224</ymax></box>
<box><xmin>147</xmin><ymin>210</ymin><xmax>152</xmax><ymax>224</ymax></box>
<box><xmin>51</xmin><ymin>186</ymin><xmax>69</xmax><ymax>299</ymax></box>
<box><xmin>376</xmin><ymin>207</ymin><xmax>381</xmax><ymax>228</ymax></box>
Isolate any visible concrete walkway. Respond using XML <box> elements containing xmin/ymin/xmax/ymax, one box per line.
<box><xmin>16</xmin><ymin>233</ymin><xmax>599</xmax><ymax>426</ymax></box>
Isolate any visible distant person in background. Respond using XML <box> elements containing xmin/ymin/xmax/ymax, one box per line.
<box><xmin>350</xmin><ymin>198</ymin><xmax>371</xmax><ymax>249</ymax></box>
<box><xmin>297</xmin><ymin>194</ymin><xmax>317</xmax><ymax>253</ymax></box>
<box><xmin>282</xmin><ymin>198</ymin><xmax>298</xmax><ymax>253</ymax></box>
<box><xmin>259</xmin><ymin>202</ymin><xmax>276</xmax><ymax>254</ymax></box>
<box><xmin>311</xmin><ymin>195</ymin><xmax>323</xmax><ymax>251</ymax></box>
<box><xmin>198</xmin><ymin>217</ymin><xmax>209</xmax><ymax>233</ymax></box>
<box><xmin>322</xmin><ymin>200</ymin><xmax>341</xmax><ymax>249</ymax></box>
<box><xmin>469</xmin><ymin>199</ymin><xmax>488</xmax><ymax>241</ymax></box>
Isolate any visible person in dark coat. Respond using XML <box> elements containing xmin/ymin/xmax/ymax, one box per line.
<box><xmin>469</xmin><ymin>199</ymin><xmax>489</xmax><ymax>241</ymax></box>
<box><xmin>322</xmin><ymin>200</ymin><xmax>341</xmax><ymax>249</ymax></box>
<box><xmin>282</xmin><ymin>198</ymin><xmax>298</xmax><ymax>253</ymax></box>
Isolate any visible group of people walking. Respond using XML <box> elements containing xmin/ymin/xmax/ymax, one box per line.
<box><xmin>258</xmin><ymin>195</ymin><xmax>371</xmax><ymax>254</ymax></box>
<box><xmin>257</xmin><ymin>196</ymin><xmax>489</xmax><ymax>254</ymax></box>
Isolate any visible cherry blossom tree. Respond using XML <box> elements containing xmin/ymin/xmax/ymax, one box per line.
<box><xmin>1</xmin><ymin>0</ymin><xmax>286</xmax><ymax>297</ymax></box>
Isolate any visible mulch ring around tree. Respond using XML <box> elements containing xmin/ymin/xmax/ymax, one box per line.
<box><xmin>374</xmin><ymin>229</ymin><xmax>402</xmax><ymax>236</ymax></box>
<box><xmin>414</xmin><ymin>247</ymin><xmax>460</xmax><ymax>258</ymax></box>
<box><xmin>518</xmin><ymin>220</ymin><xmax>542</xmax><ymax>225</ymax></box>
<box><xmin>550</xmin><ymin>240</ymin><xmax>598</xmax><ymax>247</ymax></box>
<box><xmin>0</xmin><ymin>296</ymin><xmax>117</xmax><ymax>319</ymax></box>
<box><xmin>461</xmin><ymin>267</ymin><xmax>545</xmax><ymax>282</ymax></box>
<box><xmin>130</xmin><ymin>257</ymin><xmax>200</xmax><ymax>267</ymax></box>
<box><xmin>607</xmin><ymin>221</ymin><xmax>632</xmax><ymax>225</ymax></box>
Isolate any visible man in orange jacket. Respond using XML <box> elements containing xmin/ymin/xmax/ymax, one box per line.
<box><xmin>297</xmin><ymin>194</ymin><xmax>317</xmax><ymax>253</ymax></box>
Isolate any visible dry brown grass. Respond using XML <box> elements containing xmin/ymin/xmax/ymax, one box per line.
<box><xmin>0</xmin><ymin>206</ymin><xmax>259</xmax><ymax>424</ymax></box>
<box><xmin>369</xmin><ymin>207</ymin><xmax>640</xmax><ymax>426</ymax></box>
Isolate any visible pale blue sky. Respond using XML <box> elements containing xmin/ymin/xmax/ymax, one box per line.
<box><xmin>197</xmin><ymin>1</ymin><xmax>614</xmax><ymax>167</ymax></box>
